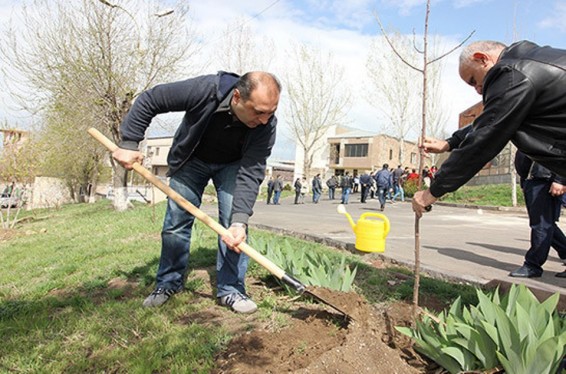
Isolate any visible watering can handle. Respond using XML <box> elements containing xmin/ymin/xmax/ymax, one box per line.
<box><xmin>359</xmin><ymin>212</ymin><xmax>390</xmax><ymax>237</ymax></box>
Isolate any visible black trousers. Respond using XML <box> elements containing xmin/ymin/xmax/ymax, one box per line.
<box><xmin>523</xmin><ymin>179</ymin><xmax>566</xmax><ymax>271</ymax></box>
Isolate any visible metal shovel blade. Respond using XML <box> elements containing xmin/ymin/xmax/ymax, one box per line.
<box><xmin>303</xmin><ymin>288</ymin><xmax>353</xmax><ymax>322</ymax></box>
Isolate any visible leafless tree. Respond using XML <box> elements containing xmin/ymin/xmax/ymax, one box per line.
<box><xmin>215</xmin><ymin>17</ymin><xmax>275</xmax><ymax>75</ymax></box>
<box><xmin>284</xmin><ymin>42</ymin><xmax>351</xmax><ymax>179</ymax></box>
<box><xmin>0</xmin><ymin>0</ymin><xmax>199</xmax><ymax>211</ymax></box>
<box><xmin>374</xmin><ymin>0</ymin><xmax>474</xmax><ymax>318</ymax></box>
<box><xmin>366</xmin><ymin>33</ymin><xmax>449</xmax><ymax>166</ymax></box>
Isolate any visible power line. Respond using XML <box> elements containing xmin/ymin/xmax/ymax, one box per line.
<box><xmin>207</xmin><ymin>0</ymin><xmax>281</xmax><ymax>45</ymax></box>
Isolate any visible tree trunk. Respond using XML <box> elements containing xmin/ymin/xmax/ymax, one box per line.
<box><xmin>112</xmin><ymin>165</ymin><xmax>130</xmax><ymax>211</ymax></box>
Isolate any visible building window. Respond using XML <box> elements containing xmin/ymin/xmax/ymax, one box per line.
<box><xmin>410</xmin><ymin>152</ymin><xmax>417</xmax><ymax>164</ymax></box>
<box><xmin>389</xmin><ymin>149</ymin><xmax>393</xmax><ymax>160</ymax></box>
<box><xmin>344</xmin><ymin>144</ymin><xmax>368</xmax><ymax>157</ymax></box>
<box><xmin>155</xmin><ymin>147</ymin><xmax>160</xmax><ymax>156</ymax></box>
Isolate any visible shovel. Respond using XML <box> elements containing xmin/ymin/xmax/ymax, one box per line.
<box><xmin>88</xmin><ymin>128</ymin><xmax>351</xmax><ymax>320</ymax></box>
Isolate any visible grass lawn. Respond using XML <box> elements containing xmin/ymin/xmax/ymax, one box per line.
<box><xmin>439</xmin><ymin>183</ymin><xmax>526</xmax><ymax>207</ymax></box>
<box><xmin>0</xmin><ymin>200</ymin><xmax>478</xmax><ymax>372</ymax></box>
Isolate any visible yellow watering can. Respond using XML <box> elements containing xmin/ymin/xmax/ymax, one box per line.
<box><xmin>337</xmin><ymin>204</ymin><xmax>390</xmax><ymax>253</ymax></box>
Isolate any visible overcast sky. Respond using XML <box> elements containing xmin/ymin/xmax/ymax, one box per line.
<box><xmin>1</xmin><ymin>0</ymin><xmax>566</xmax><ymax>160</ymax></box>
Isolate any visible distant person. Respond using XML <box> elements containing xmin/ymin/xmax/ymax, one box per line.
<box><xmin>326</xmin><ymin>175</ymin><xmax>338</xmax><ymax>200</ymax></box>
<box><xmin>374</xmin><ymin>164</ymin><xmax>392</xmax><ymax>211</ymax></box>
<box><xmin>353</xmin><ymin>175</ymin><xmax>359</xmax><ymax>193</ymax></box>
<box><xmin>341</xmin><ymin>172</ymin><xmax>353</xmax><ymax>204</ymax></box>
<box><xmin>266</xmin><ymin>176</ymin><xmax>274</xmax><ymax>204</ymax></box>
<box><xmin>272</xmin><ymin>175</ymin><xmax>283</xmax><ymax>205</ymax></box>
<box><xmin>312</xmin><ymin>174</ymin><xmax>322</xmax><ymax>203</ymax></box>
<box><xmin>293</xmin><ymin>178</ymin><xmax>302</xmax><ymax>205</ymax></box>
<box><xmin>359</xmin><ymin>172</ymin><xmax>372</xmax><ymax>203</ymax></box>
<box><xmin>391</xmin><ymin>165</ymin><xmax>406</xmax><ymax>202</ymax></box>
<box><xmin>112</xmin><ymin>71</ymin><xmax>281</xmax><ymax>314</ymax></box>
<box><xmin>422</xmin><ymin>166</ymin><xmax>432</xmax><ymax>187</ymax></box>
<box><xmin>414</xmin><ymin>40</ymin><xmax>566</xmax><ymax>217</ymax></box>
<box><xmin>300</xmin><ymin>177</ymin><xmax>308</xmax><ymax>203</ymax></box>
<box><xmin>407</xmin><ymin>169</ymin><xmax>419</xmax><ymax>182</ymax></box>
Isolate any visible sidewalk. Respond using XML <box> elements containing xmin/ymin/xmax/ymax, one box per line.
<box><xmin>207</xmin><ymin>193</ymin><xmax>566</xmax><ymax>298</ymax></box>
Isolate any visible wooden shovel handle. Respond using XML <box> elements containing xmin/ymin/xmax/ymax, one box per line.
<box><xmin>88</xmin><ymin>128</ymin><xmax>288</xmax><ymax>280</ymax></box>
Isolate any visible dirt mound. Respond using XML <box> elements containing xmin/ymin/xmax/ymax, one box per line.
<box><xmin>213</xmin><ymin>288</ymin><xmax>428</xmax><ymax>373</ymax></box>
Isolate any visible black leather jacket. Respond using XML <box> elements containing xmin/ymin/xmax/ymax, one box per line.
<box><xmin>431</xmin><ymin>41</ymin><xmax>566</xmax><ymax>197</ymax></box>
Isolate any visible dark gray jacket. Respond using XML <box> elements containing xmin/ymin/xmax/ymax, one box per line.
<box><xmin>119</xmin><ymin>71</ymin><xmax>277</xmax><ymax>224</ymax></box>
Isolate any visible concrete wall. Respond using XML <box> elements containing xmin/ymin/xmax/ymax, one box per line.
<box><xmin>30</xmin><ymin>177</ymin><xmax>73</xmax><ymax>209</ymax></box>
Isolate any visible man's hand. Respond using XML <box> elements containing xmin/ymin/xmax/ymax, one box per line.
<box><xmin>421</xmin><ymin>136</ymin><xmax>450</xmax><ymax>154</ymax></box>
<box><xmin>412</xmin><ymin>189</ymin><xmax>437</xmax><ymax>218</ymax></box>
<box><xmin>549</xmin><ymin>182</ymin><xmax>566</xmax><ymax>196</ymax></box>
<box><xmin>112</xmin><ymin>148</ymin><xmax>144</xmax><ymax>170</ymax></box>
<box><xmin>222</xmin><ymin>224</ymin><xmax>247</xmax><ymax>253</ymax></box>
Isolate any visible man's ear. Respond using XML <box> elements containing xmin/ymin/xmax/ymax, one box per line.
<box><xmin>232</xmin><ymin>88</ymin><xmax>241</xmax><ymax>103</ymax></box>
<box><xmin>472</xmin><ymin>52</ymin><xmax>489</xmax><ymax>64</ymax></box>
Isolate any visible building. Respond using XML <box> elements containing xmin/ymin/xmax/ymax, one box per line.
<box><xmin>327</xmin><ymin>126</ymin><xmax>423</xmax><ymax>177</ymax></box>
<box><xmin>294</xmin><ymin>125</ymin><xmax>425</xmax><ymax>182</ymax></box>
<box><xmin>142</xmin><ymin>136</ymin><xmax>173</xmax><ymax>178</ymax></box>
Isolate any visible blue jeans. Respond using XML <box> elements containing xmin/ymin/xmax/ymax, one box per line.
<box><xmin>156</xmin><ymin>157</ymin><xmax>249</xmax><ymax>297</ymax></box>
<box><xmin>273</xmin><ymin>190</ymin><xmax>281</xmax><ymax>204</ymax></box>
<box><xmin>392</xmin><ymin>184</ymin><xmax>405</xmax><ymax>202</ymax></box>
<box><xmin>377</xmin><ymin>187</ymin><xmax>387</xmax><ymax>207</ymax></box>
<box><xmin>341</xmin><ymin>187</ymin><xmax>351</xmax><ymax>204</ymax></box>
<box><xmin>313</xmin><ymin>190</ymin><xmax>321</xmax><ymax>203</ymax></box>
<box><xmin>328</xmin><ymin>187</ymin><xmax>335</xmax><ymax>200</ymax></box>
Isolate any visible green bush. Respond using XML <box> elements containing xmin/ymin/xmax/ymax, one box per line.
<box><xmin>403</xmin><ymin>179</ymin><xmax>422</xmax><ymax>198</ymax></box>
<box><xmin>396</xmin><ymin>284</ymin><xmax>566</xmax><ymax>374</ymax></box>
<box><xmin>250</xmin><ymin>236</ymin><xmax>357</xmax><ymax>292</ymax></box>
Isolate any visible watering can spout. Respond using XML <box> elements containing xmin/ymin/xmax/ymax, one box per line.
<box><xmin>337</xmin><ymin>204</ymin><xmax>356</xmax><ymax>231</ymax></box>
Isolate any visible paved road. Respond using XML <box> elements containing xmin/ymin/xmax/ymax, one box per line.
<box><xmin>202</xmin><ymin>193</ymin><xmax>566</xmax><ymax>296</ymax></box>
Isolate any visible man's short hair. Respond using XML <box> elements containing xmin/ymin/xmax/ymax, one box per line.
<box><xmin>459</xmin><ymin>40</ymin><xmax>507</xmax><ymax>67</ymax></box>
<box><xmin>236</xmin><ymin>72</ymin><xmax>282</xmax><ymax>101</ymax></box>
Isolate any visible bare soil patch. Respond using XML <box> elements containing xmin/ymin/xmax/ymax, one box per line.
<box><xmin>195</xmin><ymin>278</ymin><xmax>439</xmax><ymax>374</ymax></box>
<box><xmin>0</xmin><ymin>228</ymin><xmax>18</xmax><ymax>242</ymax></box>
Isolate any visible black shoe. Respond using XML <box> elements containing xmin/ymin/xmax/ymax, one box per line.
<box><xmin>509</xmin><ymin>265</ymin><xmax>542</xmax><ymax>278</ymax></box>
<box><xmin>556</xmin><ymin>271</ymin><xmax>566</xmax><ymax>278</ymax></box>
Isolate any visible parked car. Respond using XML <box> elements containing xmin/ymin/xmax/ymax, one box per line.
<box><xmin>0</xmin><ymin>193</ymin><xmax>19</xmax><ymax>208</ymax></box>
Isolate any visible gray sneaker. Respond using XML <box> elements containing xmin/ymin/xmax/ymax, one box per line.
<box><xmin>218</xmin><ymin>292</ymin><xmax>258</xmax><ymax>314</ymax></box>
<box><xmin>142</xmin><ymin>288</ymin><xmax>175</xmax><ymax>308</ymax></box>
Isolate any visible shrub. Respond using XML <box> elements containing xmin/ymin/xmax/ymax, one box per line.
<box><xmin>403</xmin><ymin>179</ymin><xmax>421</xmax><ymax>198</ymax></box>
<box><xmin>250</xmin><ymin>236</ymin><xmax>357</xmax><ymax>292</ymax></box>
<box><xmin>396</xmin><ymin>284</ymin><xmax>566</xmax><ymax>374</ymax></box>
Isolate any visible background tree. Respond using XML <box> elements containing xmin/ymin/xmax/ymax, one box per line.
<box><xmin>38</xmin><ymin>88</ymin><xmax>107</xmax><ymax>203</ymax></box>
<box><xmin>366</xmin><ymin>33</ymin><xmax>419</xmax><ymax>165</ymax></box>
<box><xmin>0</xmin><ymin>0</ymin><xmax>198</xmax><ymax>211</ymax></box>
<box><xmin>215</xmin><ymin>17</ymin><xmax>275</xmax><ymax>75</ymax></box>
<box><xmin>284</xmin><ymin>42</ymin><xmax>351</xmax><ymax>180</ymax></box>
<box><xmin>366</xmin><ymin>33</ymin><xmax>449</xmax><ymax>166</ymax></box>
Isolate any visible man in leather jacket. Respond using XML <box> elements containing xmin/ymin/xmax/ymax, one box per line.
<box><xmin>423</xmin><ymin>128</ymin><xmax>566</xmax><ymax>278</ymax></box>
<box><xmin>414</xmin><ymin>40</ymin><xmax>566</xmax><ymax>217</ymax></box>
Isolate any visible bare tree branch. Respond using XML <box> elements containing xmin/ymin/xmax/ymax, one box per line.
<box><xmin>373</xmin><ymin>12</ymin><xmax>422</xmax><ymax>73</ymax></box>
<box><xmin>428</xmin><ymin>30</ymin><xmax>475</xmax><ymax>65</ymax></box>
